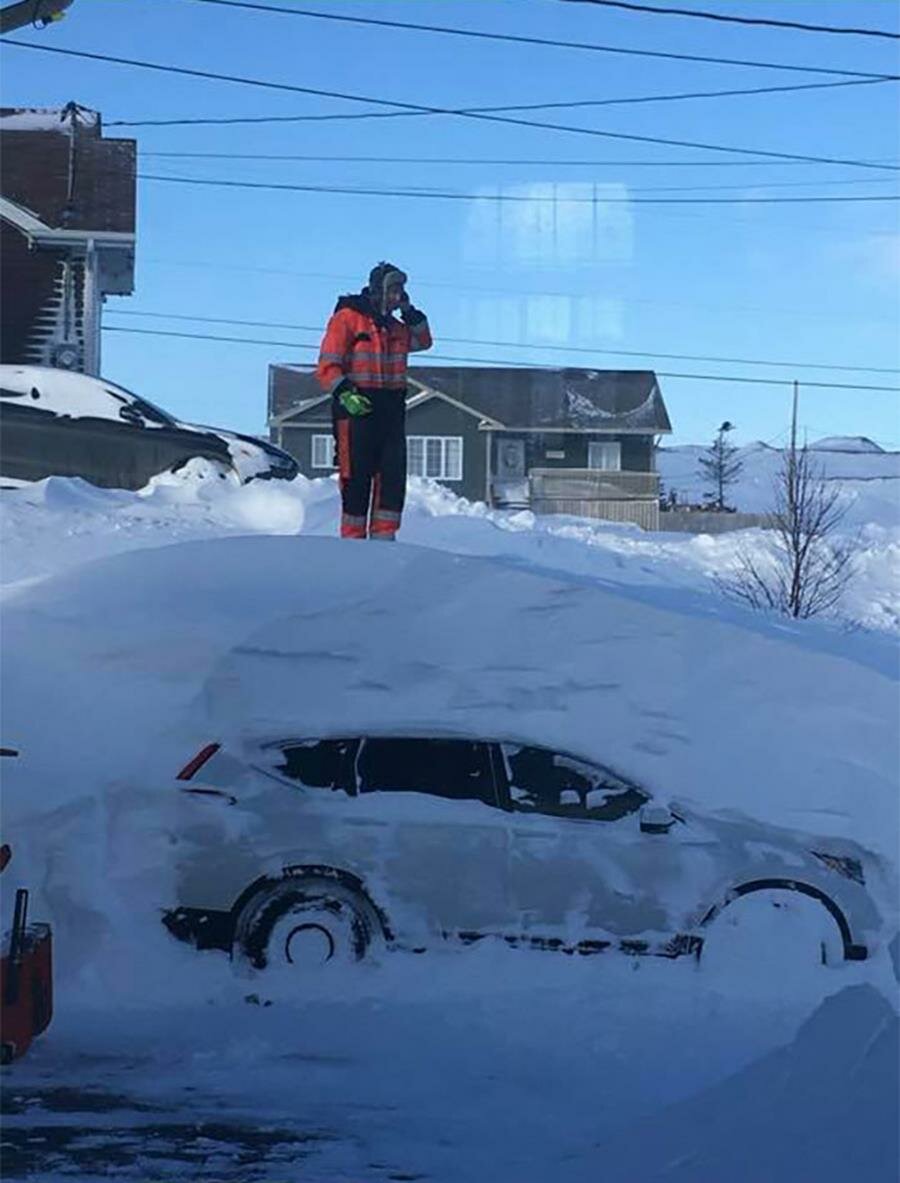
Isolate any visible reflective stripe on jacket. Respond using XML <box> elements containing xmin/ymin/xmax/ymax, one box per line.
<box><xmin>316</xmin><ymin>294</ymin><xmax>433</xmax><ymax>395</ymax></box>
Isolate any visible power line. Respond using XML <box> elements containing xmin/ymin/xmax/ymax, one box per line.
<box><xmin>4</xmin><ymin>39</ymin><xmax>894</xmax><ymax>171</ymax></box>
<box><xmin>559</xmin><ymin>0</ymin><xmax>900</xmax><ymax>41</ymax></box>
<box><xmin>138</xmin><ymin>153</ymin><xmax>899</xmax><ymax>171</ymax></box>
<box><xmin>135</xmin><ymin>165</ymin><xmax>899</xmax><ymax>195</ymax></box>
<box><xmin>109</xmin><ymin>76</ymin><xmax>897</xmax><ymax>127</ymax></box>
<box><xmin>140</xmin><ymin>151</ymin><xmax>900</xmax><ymax>172</ymax></box>
<box><xmin>180</xmin><ymin>0</ymin><xmax>898</xmax><ymax>77</ymax></box>
<box><xmin>140</xmin><ymin>173</ymin><xmax>900</xmax><ymax>204</ymax></box>
<box><xmin>106</xmin><ymin>310</ymin><xmax>900</xmax><ymax>374</ymax></box>
<box><xmin>103</xmin><ymin>326</ymin><xmax>900</xmax><ymax>392</ymax></box>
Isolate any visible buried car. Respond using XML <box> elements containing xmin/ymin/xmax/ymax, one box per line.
<box><xmin>0</xmin><ymin>365</ymin><xmax>298</xmax><ymax>488</ymax></box>
<box><xmin>164</xmin><ymin>732</ymin><xmax>882</xmax><ymax>973</ymax></box>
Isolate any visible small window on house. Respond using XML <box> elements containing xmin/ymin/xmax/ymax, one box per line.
<box><xmin>312</xmin><ymin>434</ymin><xmax>336</xmax><ymax>469</ymax></box>
<box><xmin>407</xmin><ymin>436</ymin><xmax>464</xmax><ymax>481</ymax></box>
<box><xmin>588</xmin><ymin>442</ymin><xmax>621</xmax><ymax>471</ymax></box>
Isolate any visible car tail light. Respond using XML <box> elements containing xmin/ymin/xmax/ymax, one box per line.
<box><xmin>176</xmin><ymin>743</ymin><xmax>221</xmax><ymax>781</ymax></box>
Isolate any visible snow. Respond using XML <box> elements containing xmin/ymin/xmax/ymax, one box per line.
<box><xmin>1</xmin><ymin>453</ymin><xmax>898</xmax><ymax>1180</ymax></box>
<box><xmin>0</xmin><ymin>366</ymin><xmax>173</xmax><ymax>427</ymax></box>
<box><xmin>0</xmin><ymin>367</ymin><xmax>295</xmax><ymax>483</ymax></box>
<box><xmin>810</xmin><ymin>435</ymin><xmax>886</xmax><ymax>454</ymax></box>
<box><xmin>0</xmin><ymin>109</ymin><xmax>97</xmax><ymax>132</ymax></box>
<box><xmin>657</xmin><ymin>440</ymin><xmax>900</xmax><ymax>521</ymax></box>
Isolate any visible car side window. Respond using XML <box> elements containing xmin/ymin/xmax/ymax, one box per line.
<box><xmin>499</xmin><ymin>744</ymin><xmax>646</xmax><ymax>822</ymax></box>
<box><xmin>357</xmin><ymin>738</ymin><xmax>497</xmax><ymax>807</ymax></box>
<box><xmin>270</xmin><ymin>739</ymin><xmax>358</xmax><ymax>795</ymax></box>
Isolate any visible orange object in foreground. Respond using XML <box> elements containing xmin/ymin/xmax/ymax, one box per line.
<box><xmin>1</xmin><ymin>889</ymin><xmax>53</xmax><ymax>1064</ymax></box>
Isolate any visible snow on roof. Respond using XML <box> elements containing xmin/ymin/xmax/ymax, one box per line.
<box><xmin>0</xmin><ymin>107</ymin><xmax>98</xmax><ymax>131</ymax></box>
<box><xmin>809</xmin><ymin>436</ymin><xmax>886</xmax><ymax>455</ymax></box>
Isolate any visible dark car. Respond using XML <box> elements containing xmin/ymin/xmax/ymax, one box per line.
<box><xmin>0</xmin><ymin>365</ymin><xmax>298</xmax><ymax>489</ymax></box>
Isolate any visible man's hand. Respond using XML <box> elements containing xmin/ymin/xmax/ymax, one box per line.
<box><xmin>400</xmin><ymin>292</ymin><xmax>427</xmax><ymax>326</ymax></box>
<box><xmin>338</xmin><ymin>383</ymin><xmax>372</xmax><ymax>416</ymax></box>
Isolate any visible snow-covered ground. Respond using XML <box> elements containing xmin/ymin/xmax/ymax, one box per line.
<box><xmin>1</xmin><ymin>444</ymin><xmax>898</xmax><ymax>1182</ymax></box>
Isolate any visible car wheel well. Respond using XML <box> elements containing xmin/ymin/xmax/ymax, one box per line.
<box><xmin>229</xmin><ymin>865</ymin><xmax>394</xmax><ymax>944</ymax></box>
<box><xmin>700</xmin><ymin>877</ymin><xmax>866</xmax><ymax>962</ymax></box>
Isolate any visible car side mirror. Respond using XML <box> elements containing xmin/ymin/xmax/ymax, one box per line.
<box><xmin>640</xmin><ymin>803</ymin><xmax>676</xmax><ymax>835</ymax></box>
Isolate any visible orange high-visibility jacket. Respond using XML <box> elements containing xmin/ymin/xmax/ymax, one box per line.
<box><xmin>316</xmin><ymin>294</ymin><xmax>432</xmax><ymax>396</ymax></box>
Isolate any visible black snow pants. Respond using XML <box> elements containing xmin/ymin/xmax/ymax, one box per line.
<box><xmin>333</xmin><ymin>388</ymin><xmax>406</xmax><ymax>539</ymax></box>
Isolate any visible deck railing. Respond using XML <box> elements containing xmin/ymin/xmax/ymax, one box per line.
<box><xmin>529</xmin><ymin>469</ymin><xmax>660</xmax><ymax>501</ymax></box>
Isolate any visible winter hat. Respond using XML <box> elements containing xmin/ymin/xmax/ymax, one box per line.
<box><xmin>367</xmin><ymin>261</ymin><xmax>408</xmax><ymax>315</ymax></box>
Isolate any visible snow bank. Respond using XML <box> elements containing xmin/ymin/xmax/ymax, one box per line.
<box><xmin>1</xmin><ymin>454</ymin><xmax>898</xmax><ymax>1181</ymax></box>
<box><xmin>590</xmin><ymin>984</ymin><xmax>899</xmax><ymax>1183</ymax></box>
<box><xmin>2</xmin><ymin>536</ymin><xmax>897</xmax><ymax>967</ymax></box>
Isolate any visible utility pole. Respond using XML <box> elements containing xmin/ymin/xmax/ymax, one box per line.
<box><xmin>787</xmin><ymin>379</ymin><xmax>799</xmax><ymax>519</ymax></box>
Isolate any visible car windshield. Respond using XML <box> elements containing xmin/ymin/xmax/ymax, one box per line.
<box><xmin>104</xmin><ymin>386</ymin><xmax>176</xmax><ymax>426</ymax></box>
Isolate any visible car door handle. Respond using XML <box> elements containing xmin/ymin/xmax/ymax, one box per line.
<box><xmin>512</xmin><ymin>829</ymin><xmax>558</xmax><ymax>840</ymax></box>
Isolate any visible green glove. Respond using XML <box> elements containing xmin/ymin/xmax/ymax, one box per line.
<box><xmin>338</xmin><ymin>385</ymin><xmax>372</xmax><ymax>416</ymax></box>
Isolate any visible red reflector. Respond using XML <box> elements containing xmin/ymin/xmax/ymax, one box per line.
<box><xmin>176</xmin><ymin>743</ymin><xmax>221</xmax><ymax>781</ymax></box>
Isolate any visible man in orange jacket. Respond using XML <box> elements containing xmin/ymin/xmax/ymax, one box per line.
<box><xmin>317</xmin><ymin>262</ymin><xmax>433</xmax><ymax>540</ymax></box>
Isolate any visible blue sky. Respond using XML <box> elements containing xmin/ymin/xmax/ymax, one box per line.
<box><xmin>2</xmin><ymin>0</ymin><xmax>899</xmax><ymax>446</ymax></box>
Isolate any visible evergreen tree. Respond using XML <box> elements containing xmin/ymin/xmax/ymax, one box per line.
<box><xmin>698</xmin><ymin>421</ymin><xmax>743</xmax><ymax>511</ymax></box>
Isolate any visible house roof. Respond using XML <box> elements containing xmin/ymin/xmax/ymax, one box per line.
<box><xmin>269</xmin><ymin>363</ymin><xmax>671</xmax><ymax>434</ymax></box>
<box><xmin>409</xmin><ymin>367</ymin><xmax>671</xmax><ymax>433</ymax></box>
<box><xmin>0</xmin><ymin>195</ymin><xmax>134</xmax><ymax>248</ymax></box>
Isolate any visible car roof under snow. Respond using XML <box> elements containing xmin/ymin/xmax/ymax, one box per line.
<box><xmin>0</xmin><ymin>365</ymin><xmax>175</xmax><ymax>426</ymax></box>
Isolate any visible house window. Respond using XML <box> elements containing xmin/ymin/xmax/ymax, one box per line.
<box><xmin>311</xmin><ymin>434</ymin><xmax>335</xmax><ymax>469</ymax></box>
<box><xmin>408</xmin><ymin>436</ymin><xmax>463</xmax><ymax>481</ymax></box>
<box><xmin>588</xmin><ymin>441</ymin><xmax>621</xmax><ymax>471</ymax></box>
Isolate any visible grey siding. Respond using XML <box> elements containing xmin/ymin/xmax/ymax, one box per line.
<box><xmin>406</xmin><ymin>398</ymin><xmax>486</xmax><ymax>503</ymax></box>
<box><xmin>274</xmin><ymin>400</ymin><xmax>654</xmax><ymax>502</ymax></box>
<box><xmin>278</xmin><ymin>422</ymin><xmax>333</xmax><ymax>480</ymax></box>
<box><xmin>275</xmin><ymin>396</ymin><xmax>487</xmax><ymax>502</ymax></box>
<box><xmin>494</xmin><ymin>432</ymin><xmax>654</xmax><ymax>474</ymax></box>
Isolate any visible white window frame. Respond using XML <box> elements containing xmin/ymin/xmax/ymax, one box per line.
<box><xmin>311</xmin><ymin>433</ymin><xmax>336</xmax><ymax>470</ymax></box>
<box><xmin>408</xmin><ymin>435</ymin><xmax>464</xmax><ymax>481</ymax></box>
<box><xmin>588</xmin><ymin>441</ymin><xmax>622</xmax><ymax>471</ymax></box>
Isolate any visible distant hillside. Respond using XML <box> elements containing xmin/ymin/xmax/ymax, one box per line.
<box><xmin>809</xmin><ymin>436</ymin><xmax>884</xmax><ymax>455</ymax></box>
<box><xmin>657</xmin><ymin>439</ymin><xmax>900</xmax><ymax>526</ymax></box>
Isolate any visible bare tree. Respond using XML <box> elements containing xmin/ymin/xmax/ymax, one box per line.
<box><xmin>698</xmin><ymin>421</ymin><xmax>743</xmax><ymax>510</ymax></box>
<box><xmin>722</xmin><ymin>386</ymin><xmax>857</xmax><ymax>619</ymax></box>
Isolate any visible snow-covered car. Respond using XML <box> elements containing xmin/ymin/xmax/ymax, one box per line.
<box><xmin>0</xmin><ymin>365</ymin><xmax>298</xmax><ymax>488</ymax></box>
<box><xmin>164</xmin><ymin>732</ymin><xmax>879</xmax><ymax>973</ymax></box>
